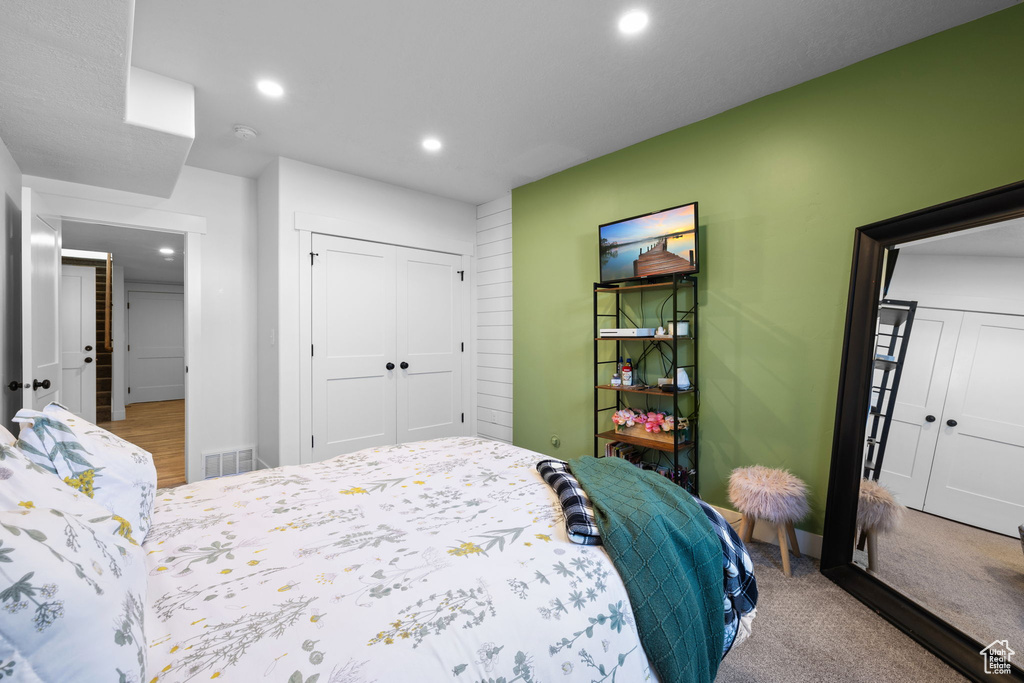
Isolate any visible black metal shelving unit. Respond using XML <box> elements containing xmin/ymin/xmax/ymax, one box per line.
<box><xmin>593</xmin><ymin>273</ymin><xmax>700</xmax><ymax>493</ymax></box>
<box><xmin>862</xmin><ymin>298</ymin><xmax>917</xmax><ymax>481</ymax></box>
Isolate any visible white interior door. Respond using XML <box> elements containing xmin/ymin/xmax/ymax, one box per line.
<box><xmin>311</xmin><ymin>235</ymin><xmax>397</xmax><ymax>460</ymax></box>
<box><xmin>396</xmin><ymin>247</ymin><xmax>464</xmax><ymax>442</ymax></box>
<box><xmin>20</xmin><ymin>188</ymin><xmax>61</xmax><ymax>409</ymax></box>
<box><xmin>126</xmin><ymin>290</ymin><xmax>184</xmax><ymax>403</ymax></box>
<box><xmin>59</xmin><ymin>265</ymin><xmax>96</xmax><ymax>422</ymax></box>
<box><xmin>878</xmin><ymin>308</ymin><xmax>963</xmax><ymax>508</ymax></box>
<box><xmin>923</xmin><ymin>312</ymin><xmax>1024</xmax><ymax>536</ymax></box>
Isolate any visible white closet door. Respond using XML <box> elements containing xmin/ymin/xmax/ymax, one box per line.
<box><xmin>59</xmin><ymin>265</ymin><xmax>97</xmax><ymax>422</ymax></box>
<box><xmin>127</xmin><ymin>291</ymin><xmax>185</xmax><ymax>403</ymax></box>
<box><xmin>878</xmin><ymin>309</ymin><xmax>962</xmax><ymax>508</ymax></box>
<box><xmin>395</xmin><ymin>247</ymin><xmax>463</xmax><ymax>442</ymax></box>
<box><xmin>21</xmin><ymin>189</ymin><xmax>61</xmax><ymax>409</ymax></box>
<box><xmin>924</xmin><ymin>312</ymin><xmax>1024</xmax><ymax>536</ymax></box>
<box><xmin>312</xmin><ymin>235</ymin><xmax>397</xmax><ymax>460</ymax></box>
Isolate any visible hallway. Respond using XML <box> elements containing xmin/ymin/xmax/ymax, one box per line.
<box><xmin>100</xmin><ymin>399</ymin><xmax>185</xmax><ymax>488</ymax></box>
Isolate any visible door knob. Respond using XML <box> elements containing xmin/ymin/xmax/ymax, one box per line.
<box><xmin>925</xmin><ymin>415</ymin><xmax>936</xmax><ymax>423</ymax></box>
<box><xmin>946</xmin><ymin>419</ymin><xmax>958</xmax><ymax>427</ymax></box>
<box><xmin>84</xmin><ymin>345</ymin><xmax>93</xmax><ymax>351</ymax></box>
<box><xmin>386</xmin><ymin>362</ymin><xmax>395</xmax><ymax>370</ymax></box>
<box><xmin>6</xmin><ymin>381</ymin><xmax>24</xmax><ymax>392</ymax></box>
<box><xmin>84</xmin><ymin>357</ymin><xmax>93</xmax><ymax>363</ymax></box>
<box><xmin>400</xmin><ymin>361</ymin><xmax>409</xmax><ymax>370</ymax></box>
<box><xmin>32</xmin><ymin>379</ymin><xmax>51</xmax><ymax>391</ymax></box>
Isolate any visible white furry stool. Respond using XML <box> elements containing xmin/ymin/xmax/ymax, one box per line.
<box><xmin>857</xmin><ymin>479</ymin><xmax>903</xmax><ymax>572</ymax></box>
<box><xmin>728</xmin><ymin>466</ymin><xmax>809</xmax><ymax>577</ymax></box>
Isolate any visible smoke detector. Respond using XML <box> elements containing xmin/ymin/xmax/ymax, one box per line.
<box><xmin>233</xmin><ymin>124</ymin><xmax>258</xmax><ymax>140</ymax></box>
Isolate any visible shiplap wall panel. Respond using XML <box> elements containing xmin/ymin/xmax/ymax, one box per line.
<box><xmin>475</xmin><ymin>195</ymin><xmax>513</xmax><ymax>443</ymax></box>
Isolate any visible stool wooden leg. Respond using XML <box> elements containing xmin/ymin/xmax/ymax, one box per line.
<box><xmin>742</xmin><ymin>516</ymin><xmax>756</xmax><ymax>544</ymax></box>
<box><xmin>776</xmin><ymin>524</ymin><xmax>792</xmax><ymax>577</ymax></box>
<box><xmin>786</xmin><ymin>522</ymin><xmax>801</xmax><ymax>558</ymax></box>
<box><xmin>866</xmin><ymin>530</ymin><xmax>877</xmax><ymax>573</ymax></box>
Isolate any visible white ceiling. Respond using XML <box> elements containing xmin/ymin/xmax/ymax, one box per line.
<box><xmin>2</xmin><ymin>1</ymin><xmax>1016</xmax><ymax>204</ymax></box>
<box><xmin>0</xmin><ymin>0</ymin><xmax>194</xmax><ymax>197</ymax></box>
<box><xmin>62</xmin><ymin>221</ymin><xmax>185</xmax><ymax>284</ymax></box>
<box><xmin>898</xmin><ymin>216</ymin><xmax>1024</xmax><ymax>258</ymax></box>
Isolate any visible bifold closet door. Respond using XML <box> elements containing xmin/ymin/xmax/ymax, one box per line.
<box><xmin>877</xmin><ymin>308</ymin><xmax>963</xmax><ymax>509</ymax></box>
<box><xmin>923</xmin><ymin>312</ymin><xmax>1024</xmax><ymax>537</ymax></box>
<box><xmin>395</xmin><ymin>247</ymin><xmax>463</xmax><ymax>442</ymax></box>
<box><xmin>312</xmin><ymin>235</ymin><xmax>397</xmax><ymax>458</ymax></box>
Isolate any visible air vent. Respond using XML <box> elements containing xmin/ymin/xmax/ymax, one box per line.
<box><xmin>204</xmin><ymin>446</ymin><xmax>259</xmax><ymax>479</ymax></box>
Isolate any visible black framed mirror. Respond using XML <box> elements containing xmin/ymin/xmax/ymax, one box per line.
<box><xmin>821</xmin><ymin>179</ymin><xmax>1024</xmax><ymax>682</ymax></box>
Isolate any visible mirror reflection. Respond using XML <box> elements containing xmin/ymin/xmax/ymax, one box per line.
<box><xmin>854</xmin><ymin>217</ymin><xmax>1024</xmax><ymax>647</ymax></box>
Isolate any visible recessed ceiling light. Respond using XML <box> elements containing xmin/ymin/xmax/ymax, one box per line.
<box><xmin>257</xmin><ymin>79</ymin><xmax>284</xmax><ymax>98</ymax></box>
<box><xmin>618</xmin><ymin>10</ymin><xmax>649</xmax><ymax>35</ymax></box>
<box><xmin>159</xmin><ymin>247</ymin><xmax>174</xmax><ymax>255</ymax></box>
<box><xmin>422</xmin><ymin>138</ymin><xmax>442</xmax><ymax>152</ymax></box>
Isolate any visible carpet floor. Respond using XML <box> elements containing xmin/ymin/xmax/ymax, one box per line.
<box><xmin>717</xmin><ymin>539</ymin><xmax>966</xmax><ymax>682</ymax></box>
<box><xmin>855</xmin><ymin>508</ymin><xmax>1024</xmax><ymax>648</ymax></box>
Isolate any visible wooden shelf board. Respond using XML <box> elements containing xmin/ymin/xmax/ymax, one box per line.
<box><xmin>595</xmin><ymin>336</ymin><xmax>694</xmax><ymax>341</ymax></box>
<box><xmin>595</xmin><ymin>280</ymin><xmax>694</xmax><ymax>293</ymax></box>
<box><xmin>596</xmin><ymin>430</ymin><xmax>694</xmax><ymax>452</ymax></box>
<box><xmin>596</xmin><ymin>384</ymin><xmax>696</xmax><ymax>396</ymax></box>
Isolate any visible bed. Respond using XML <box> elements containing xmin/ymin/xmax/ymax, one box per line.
<box><xmin>1</xmin><ymin>407</ymin><xmax>754</xmax><ymax>683</ymax></box>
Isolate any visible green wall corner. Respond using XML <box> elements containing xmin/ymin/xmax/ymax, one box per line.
<box><xmin>511</xmin><ymin>6</ymin><xmax>1024</xmax><ymax>535</ymax></box>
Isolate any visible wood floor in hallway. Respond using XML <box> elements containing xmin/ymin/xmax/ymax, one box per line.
<box><xmin>100</xmin><ymin>399</ymin><xmax>186</xmax><ymax>488</ymax></box>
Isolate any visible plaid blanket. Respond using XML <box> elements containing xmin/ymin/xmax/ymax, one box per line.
<box><xmin>537</xmin><ymin>458</ymin><xmax>758</xmax><ymax>657</ymax></box>
<box><xmin>536</xmin><ymin>459</ymin><xmax>601</xmax><ymax>544</ymax></box>
<box><xmin>694</xmin><ymin>496</ymin><xmax>758</xmax><ymax>654</ymax></box>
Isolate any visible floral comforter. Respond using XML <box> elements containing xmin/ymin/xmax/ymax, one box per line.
<box><xmin>144</xmin><ymin>437</ymin><xmax>657</xmax><ymax>683</ymax></box>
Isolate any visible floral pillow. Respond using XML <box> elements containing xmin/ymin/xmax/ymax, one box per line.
<box><xmin>0</xmin><ymin>443</ymin><xmax>108</xmax><ymax>516</ymax></box>
<box><xmin>0</xmin><ymin>505</ymin><xmax>147</xmax><ymax>682</ymax></box>
<box><xmin>13</xmin><ymin>404</ymin><xmax>157</xmax><ymax>544</ymax></box>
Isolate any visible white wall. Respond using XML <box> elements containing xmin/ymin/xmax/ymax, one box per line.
<box><xmin>25</xmin><ymin>167</ymin><xmax>259</xmax><ymax>470</ymax></box>
<box><xmin>475</xmin><ymin>196</ymin><xmax>513</xmax><ymax>443</ymax></box>
<box><xmin>257</xmin><ymin>157</ymin><xmax>477</xmax><ymax>466</ymax></box>
<box><xmin>888</xmin><ymin>253</ymin><xmax>1024</xmax><ymax>315</ymax></box>
<box><xmin>256</xmin><ymin>159</ymin><xmax>280</xmax><ymax>469</ymax></box>
<box><xmin>0</xmin><ymin>136</ymin><xmax>22</xmax><ymax>427</ymax></box>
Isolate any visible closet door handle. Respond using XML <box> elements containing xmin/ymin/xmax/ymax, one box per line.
<box><xmin>400</xmin><ymin>362</ymin><xmax>409</xmax><ymax>370</ymax></box>
<box><xmin>925</xmin><ymin>415</ymin><xmax>936</xmax><ymax>423</ymax></box>
<box><xmin>7</xmin><ymin>381</ymin><xmax>24</xmax><ymax>392</ymax></box>
<box><xmin>32</xmin><ymin>379</ymin><xmax>51</xmax><ymax>391</ymax></box>
<box><xmin>946</xmin><ymin>419</ymin><xmax>958</xmax><ymax>427</ymax></box>
<box><xmin>385</xmin><ymin>362</ymin><xmax>395</xmax><ymax>371</ymax></box>
<box><xmin>84</xmin><ymin>357</ymin><xmax>93</xmax><ymax>363</ymax></box>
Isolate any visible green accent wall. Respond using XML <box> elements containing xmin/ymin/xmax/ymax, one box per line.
<box><xmin>511</xmin><ymin>6</ymin><xmax>1024</xmax><ymax>534</ymax></box>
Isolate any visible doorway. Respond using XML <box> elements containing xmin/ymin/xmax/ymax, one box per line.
<box><xmin>61</xmin><ymin>223</ymin><xmax>187</xmax><ymax>488</ymax></box>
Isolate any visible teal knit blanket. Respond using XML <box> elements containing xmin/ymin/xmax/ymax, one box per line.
<box><xmin>571</xmin><ymin>456</ymin><xmax>725</xmax><ymax>683</ymax></box>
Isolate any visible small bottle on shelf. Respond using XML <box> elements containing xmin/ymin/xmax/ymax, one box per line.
<box><xmin>611</xmin><ymin>373</ymin><xmax>621</xmax><ymax>387</ymax></box>
<box><xmin>622</xmin><ymin>358</ymin><xmax>633</xmax><ymax>386</ymax></box>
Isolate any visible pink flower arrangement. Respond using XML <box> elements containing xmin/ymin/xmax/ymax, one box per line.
<box><xmin>612</xmin><ymin>409</ymin><xmax>683</xmax><ymax>433</ymax></box>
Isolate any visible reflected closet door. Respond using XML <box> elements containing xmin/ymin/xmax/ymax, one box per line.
<box><xmin>878</xmin><ymin>308</ymin><xmax>962</xmax><ymax>508</ymax></box>
<box><xmin>311</xmin><ymin>235</ymin><xmax>397</xmax><ymax>459</ymax></box>
<box><xmin>395</xmin><ymin>247</ymin><xmax>463</xmax><ymax>442</ymax></box>
<box><xmin>924</xmin><ymin>312</ymin><xmax>1024</xmax><ymax>536</ymax></box>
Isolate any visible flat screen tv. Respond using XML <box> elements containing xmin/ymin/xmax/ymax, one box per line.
<box><xmin>599</xmin><ymin>202</ymin><xmax>698</xmax><ymax>283</ymax></box>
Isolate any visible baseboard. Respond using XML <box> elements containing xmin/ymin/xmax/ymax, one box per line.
<box><xmin>711</xmin><ymin>504</ymin><xmax>823</xmax><ymax>559</ymax></box>
<box><xmin>111</xmin><ymin>409</ymin><xmax>126</xmax><ymax>421</ymax></box>
<box><xmin>256</xmin><ymin>457</ymin><xmax>271</xmax><ymax>471</ymax></box>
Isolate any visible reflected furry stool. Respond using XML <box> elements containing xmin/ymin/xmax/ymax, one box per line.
<box><xmin>857</xmin><ymin>479</ymin><xmax>903</xmax><ymax>573</ymax></box>
<box><xmin>728</xmin><ymin>466</ymin><xmax>809</xmax><ymax>576</ymax></box>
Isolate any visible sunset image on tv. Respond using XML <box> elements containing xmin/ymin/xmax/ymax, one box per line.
<box><xmin>599</xmin><ymin>203</ymin><xmax>697</xmax><ymax>282</ymax></box>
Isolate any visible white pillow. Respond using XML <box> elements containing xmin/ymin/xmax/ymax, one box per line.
<box><xmin>0</xmin><ymin>505</ymin><xmax>147</xmax><ymax>682</ymax></box>
<box><xmin>13</xmin><ymin>405</ymin><xmax>157</xmax><ymax>544</ymax></box>
<box><xmin>0</xmin><ymin>425</ymin><xmax>15</xmax><ymax>446</ymax></box>
<box><xmin>0</xmin><ymin>443</ymin><xmax>112</xmax><ymax>518</ymax></box>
